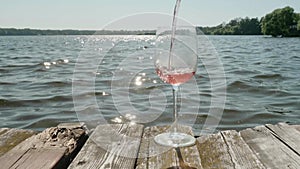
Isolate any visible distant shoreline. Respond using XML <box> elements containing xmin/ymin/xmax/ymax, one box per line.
<box><xmin>0</xmin><ymin>27</ymin><xmax>263</xmax><ymax>36</ymax></box>
<box><xmin>0</xmin><ymin>28</ymin><xmax>156</xmax><ymax>36</ymax></box>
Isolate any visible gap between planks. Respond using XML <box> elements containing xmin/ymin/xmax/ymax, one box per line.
<box><xmin>240</xmin><ymin>123</ymin><xmax>300</xmax><ymax>169</ymax></box>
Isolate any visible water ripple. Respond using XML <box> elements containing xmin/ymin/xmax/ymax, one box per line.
<box><xmin>0</xmin><ymin>35</ymin><xmax>300</xmax><ymax>132</ymax></box>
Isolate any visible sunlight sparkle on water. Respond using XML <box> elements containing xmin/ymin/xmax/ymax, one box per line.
<box><xmin>111</xmin><ymin>114</ymin><xmax>137</xmax><ymax>124</ymax></box>
<box><xmin>135</xmin><ymin>76</ymin><xmax>142</xmax><ymax>86</ymax></box>
<box><xmin>111</xmin><ymin>116</ymin><xmax>123</xmax><ymax>123</ymax></box>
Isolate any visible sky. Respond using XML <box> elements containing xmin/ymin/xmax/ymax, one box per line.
<box><xmin>1</xmin><ymin>0</ymin><xmax>300</xmax><ymax>30</ymax></box>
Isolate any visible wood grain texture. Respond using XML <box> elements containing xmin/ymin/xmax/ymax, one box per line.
<box><xmin>68</xmin><ymin>123</ymin><xmax>144</xmax><ymax>169</ymax></box>
<box><xmin>293</xmin><ymin>124</ymin><xmax>300</xmax><ymax>132</ymax></box>
<box><xmin>136</xmin><ymin>127</ymin><xmax>151</xmax><ymax>169</ymax></box>
<box><xmin>265</xmin><ymin>123</ymin><xmax>300</xmax><ymax>155</ymax></box>
<box><xmin>1</xmin><ymin>148</ymin><xmax>66</xmax><ymax>169</ymax></box>
<box><xmin>221</xmin><ymin>130</ymin><xmax>265</xmax><ymax>169</ymax></box>
<box><xmin>241</xmin><ymin>125</ymin><xmax>300</xmax><ymax>169</ymax></box>
<box><xmin>0</xmin><ymin>123</ymin><xmax>87</xmax><ymax>169</ymax></box>
<box><xmin>2</xmin><ymin>123</ymin><xmax>300</xmax><ymax>168</ymax></box>
<box><xmin>0</xmin><ymin>128</ymin><xmax>35</xmax><ymax>157</ymax></box>
<box><xmin>197</xmin><ymin>132</ymin><xmax>234</xmax><ymax>169</ymax></box>
<box><xmin>138</xmin><ymin>125</ymin><xmax>202</xmax><ymax>169</ymax></box>
<box><xmin>0</xmin><ymin>128</ymin><xmax>9</xmax><ymax>135</ymax></box>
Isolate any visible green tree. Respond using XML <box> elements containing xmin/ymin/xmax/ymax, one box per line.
<box><xmin>297</xmin><ymin>13</ymin><xmax>300</xmax><ymax>31</ymax></box>
<box><xmin>239</xmin><ymin>17</ymin><xmax>261</xmax><ymax>35</ymax></box>
<box><xmin>261</xmin><ymin>6</ymin><xmax>298</xmax><ymax>37</ymax></box>
<box><xmin>197</xmin><ymin>17</ymin><xmax>261</xmax><ymax>35</ymax></box>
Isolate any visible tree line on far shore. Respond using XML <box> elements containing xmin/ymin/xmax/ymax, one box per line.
<box><xmin>0</xmin><ymin>6</ymin><xmax>299</xmax><ymax>37</ymax></box>
<box><xmin>198</xmin><ymin>6</ymin><xmax>300</xmax><ymax>37</ymax></box>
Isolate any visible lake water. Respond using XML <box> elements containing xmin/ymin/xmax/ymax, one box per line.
<box><xmin>0</xmin><ymin>35</ymin><xmax>299</xmax><ymax>134</ymax></box>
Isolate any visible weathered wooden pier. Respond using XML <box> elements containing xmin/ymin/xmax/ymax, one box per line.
<box><xmin>0</xmin><ymin>122</ymin><xmax>299</xmax><ymax>169</ymax></box>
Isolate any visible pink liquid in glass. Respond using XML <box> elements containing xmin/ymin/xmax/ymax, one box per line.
<box><xmin>156</xmin><ymin>68</ymin><xmax>195</xmax><ymax>85</ymax></box>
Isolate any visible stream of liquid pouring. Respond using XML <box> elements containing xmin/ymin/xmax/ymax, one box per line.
<box><xmin>168</xmin><ymin>0</ymin><xmax>182</xmax><ymax>69</ymax></box>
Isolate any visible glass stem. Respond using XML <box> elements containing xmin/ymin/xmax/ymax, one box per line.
<box><xmin>172</xmin><ymin>85</ymin><xmax>179</xmax><ymax>133</ymax></box>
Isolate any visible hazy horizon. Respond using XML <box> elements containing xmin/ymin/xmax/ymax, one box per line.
<box><xmin>1</xmin><ymin>0</ymin><xmax>300</xmax><ymax>30</ymax></box>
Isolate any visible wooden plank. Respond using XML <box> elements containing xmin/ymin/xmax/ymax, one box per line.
<box><xmin>139</xmin><ymin>125</ymin><xmax>202</xmax><ymax>169</ymax></box>
<box><xmin>265</xmin><ymin>123</ymin><xmax>300</xmax><ymax>155</ymax></box>
<box><xmin>197</xmin><ymin>132</ymin><xmax>234</xmax><ymax>169</ymax></box>
<box><xmin>0</xmin><ymin>123</ymin><xmax>87</xmax><ymax>169</ymax></box>
<box><xmin>68</xmin><ymin>123</ymin><xmax>144</xmax><ymax>169</ymax></box>
<box><xmin>221</xmin><ymin>130</ymin><xmax>265</xmax><ymax>168</ymax></box>
<box><xmin>136</xmin><ymin>127</ymin><xmax>151</xmax><ymax>169</ymax></box>
<box><xmin>3</xmin><ymin>148</ymin><xmax>66</xmax><ymax>169</ymax></box>
<box><xmin>0</xmin><ymin>128</ymin><xmax>35</xmax><ymax>157</ymax></box>
<box><xmin>0</xmin><ymin>128</ymin><xmax>9</xmax><ymax>135</ymax></box>
<box><xmin>293</xmin><ymin>124</ymin><xmax>300</xmax><ymax>132</ymax></box>
<box><xmin>240</xmin><ymin>125</ymin><xmax>300</xmax><ymax>169</ymax></box>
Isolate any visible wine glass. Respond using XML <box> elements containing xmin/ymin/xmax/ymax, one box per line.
<box><xmin>154</xmin><ymin>26</ymin><xmax>198</xmax><ymax>147</ymax></box>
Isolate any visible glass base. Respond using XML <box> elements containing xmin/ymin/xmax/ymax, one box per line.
<box><xmin>154</xmin><ymin>132</ymin><xmax>196</xmax><ymax>147</ymax></box>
